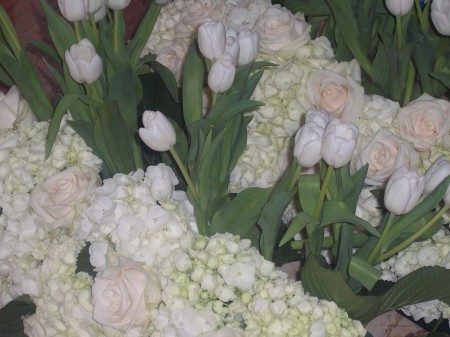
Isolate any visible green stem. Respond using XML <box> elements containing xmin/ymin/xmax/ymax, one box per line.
<box><xmin>291</xmin><ymin>232</ymin><xmax>369</xmax><ymax>250</ymax></box>
<box><xmin>378</xmin><ymin>205</ymin><xmax>450</xmax><ymax>262</ymax></box>
<box><xmin>0</xmin><ymin>9</ymin><xmax>22</xmax><ymax>59</ymax></box>
<box><xmin>74</xmin><ymin>21</ymin><xmax>82</xmax><ymax>42</ymax></box>
<box><xmin>90</xmin><ymin>14</ymin><xmax>100</xmax><ymax>46</ymax></box>
<box><xmin>396</xmin><ymin>16</ymin><xmax>403</xmax><ymax>50</ymax></box>
<box><xmin>314</xmin><ymin>164</ymin><xmax>333</xmax><ymax>219</ymax></box>
<box><xmin>169</xmin><ymin>147</ymin><xmax>198</xmax><ymax>201</ymax></box>
<box><xmin>414</xmin><ymin>0</ymin><xmax>427</xmax><ymax>31</ymax></box>
<box><xmin>113</xmin><ymin>10</ymin><xmax>120</xmax><ymax>55</ymax></box>
<box><xmin>367</xmin><ymin>212</ymin><xmax>396</xmax><ymax>264</ymax></box>
<box><xmin>402</xmin><ymin>60</ymin><xmax>416</xmax><ymax>106</ymax></box>
<box><xmin>288</xmin><ymin>162</ymin><xmax>302</xmax><ymax>191</ymax></box>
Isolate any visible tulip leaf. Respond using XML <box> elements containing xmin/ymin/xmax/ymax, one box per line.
<box><xmin>302</xmin><ymin>255</ymin><xmax>383</xmax><ymax>324</ymax></box>
<box><xmin>380</xmin><ymin>266</ymin><xmax>450</xmax><ymax>312</ymax></box>
<box><xmin>149</xmin><ymin>60</ymin><xmax>179</xmax><ymax>103</ymax></box>
<box><xmin>0</xmin><ymin>295</ymin><xmax>36</xmax><ymax>337</ymax></box>
<box><xmin>431</xmin><ymin>71</ymin><xmax>450</xmax><ymax>89</ymax></box>
<box><xmin>182</xmin><ymin>42</ymin><xmax>204</xmax><ymax>126</ymax></box>
<box><xmin>298</xmin><ymin>173</ymin><xmax>321</xmax><ymax>217</ymax></box>
<box><xmin>348</xmin><ymin>256</ymin><xmax>382</xmax><ymax>291</ymax></box>
<box><xmin>279</xmin><ymin>212</ymin><xmax>318</xmax><ymax>247</ymax></box>
<box><xmin>320</xmin><ymin>200</ymin><xmax>380</xmax><ymax>237</ymax></box>
<box><xmin>40</xmin><ymin>0</ymin><xmax>77</xmax><ymax>59</ymax></box>
<box><xmin>207</xmin><ymin>99</ymin><xmax>264</xmax><ymax>126</ymax></box>
<box><xmin>210</xmin><ymin>187</ymin><xmax>271</xmax><ymax>241</ymax></box>
<box><xmin>259</xmin><ymin>162</ymin><xmax>298</xmax><ymax>260</ymax></box>
<box><xmin>99</xmin><ymin>26</ymin><xmax>123</xmax><ymax>73</ymax></box>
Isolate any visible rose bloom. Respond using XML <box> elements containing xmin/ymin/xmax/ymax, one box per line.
<box><xmin>354</xmin><ymin>128</ymin><xmax>420</xmax><ymax>187</ymax></box>
<box><xmin>254</xmin><ymin>5</ymin><xmax>310</xmax><ymax>53</ymax></box>
<box><xmin>92</xmin><ymin>257</ymin><xmax>162</xmax><ymax>331</ymax></box>
<box><xmin>30</xmin><ymin>166</ymin><xmax>99</xmax><ymax>230</ymax></box>
<box><xmin>396</xmin><ymin>93</ymin><xmax>450</xmax><ymax>156</ymax></box>
<box><xmin>155</xmin><ymin>40</ymin><xmax>188</xmax><ymax>85</ymax></box>
<box><xmin>306</xmin><ymin>69</ymin><xmax>365</xmax><ymax>123</ymax></box>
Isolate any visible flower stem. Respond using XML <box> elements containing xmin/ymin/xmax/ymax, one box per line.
<box><xmin>378</xmin><ymin>205</ymin><xmax>450</xmax><ymax>262</ymax></box>
<box><xmin>169</xmin><ymin>147</ymin><xmax>198</xmax><ymax>201</ymax></box>
<box><xmin>402</xmin><ymin>60</ymin><xmax>416</xmax><ymax>106</ymax></box>
<box><xmin>396</xmin><ymin>16</ymin><xmax>403</xmax><ymax>50</ymax></box>
<box><xmin>367</xmin><ymin>212</ymin><xmax>396</xmax><ymax>264</ymax></box>
<box><xmin>90</xmin><ymin>14</ymin><xmax>100</xmax><ymax>47</ymax></box>
<box><xmin>74</xmin><ymin>21</ymin><xmax>82</xmax><ymax>42</ymax></box>
<box><xmin>288</xmin><ymin>162</ymin><xmax>302</xmax><ymax>191</ymax></box>
<box><xmin>113</xmin><ymin>10</ymin><xmax>120</xmax><ymax>55</ymax></box>
<box><xmin>314</xmin><ymin>164</ymin><xmax>333</xmax><ymax>220</ymax></box>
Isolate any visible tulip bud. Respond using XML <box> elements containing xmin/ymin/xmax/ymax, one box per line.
<box><xmin>384</xmin><ymin>166</ymin><xmax>425</xmax><ymax>215</ymax></box>
<box><xmin>321</xmin><ymin>118</ymin><xmax>358</xmax><ymax>168</ymax></box>
<box><xmin>207</xmin><ymin>53</ymin><xmax>236</xmax><ymax>93</ymax></box>
<box><xmin>65</xmin><ymin>39</ymin><xmax>103</xmax><ymax>84</ymax></box>
<box><xmin>198</xmin><ymin>19</ymin><xmax>226</xmax><ymax>61</ymax></box>
<box><xmin>305</xmin><ymin>109</ymin><xmax>330</xmax><ymax>129</ymax></box>
<box><xmin>385</xmin><ymin>0</ymin><xmax>414</xmax><ymax>16</ymax></box>
<box><xmin>86</xmin><ymin>0</ymin><xmax>107</xmax><ymax>22</ymax></box>
<box><xmin>424</xmin><ymin>155</ymin><xmax>450</xmax><ymax>195</ymax></box>
<box><xmin>58</xmin><ymin>0</ymin><xmax>87</xmax><ymax>22</ymax></box>
<box><xmin>224</xmin><ymin>29</ymin><xmax>240</xmax><ymax>66</ymax></box>
<box><xmin>431</xmin><ymin>0</ymin><xmax>450</xmax><ymax>36</ymax></box>
<box><xmin>106</xmin><ymin>0</ymin><xmax>131</xmax><ymax>11</ymax></box>
<box><xmin>139</xmin><ymin>110</ymin><xmax>176</xmax><ymax>152</ymax></box>
<box><xmin>237</xmin><ymin>28</ymin><xmax>260</xmax><ymax>66</ymax></box>
<box><xmin>293</xmin><ymin>121</ymin><xmax>324</xmax><ymax>168</ymax></box>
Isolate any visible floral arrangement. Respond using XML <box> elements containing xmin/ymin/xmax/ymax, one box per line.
<box><xmin>0</xmin><ymin>0</ymin><xmax>450</xmax><ymax>336</ymax></box>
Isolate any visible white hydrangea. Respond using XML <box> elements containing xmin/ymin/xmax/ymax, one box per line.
<box><xmin>0</xmin><ymin>114</ymin><xmax>101</xmax><ymax>307</ymax></box>
<box><xmin>379</xmin><ymin>229</ymin><xmax>450</xmax><ymax>325</ymax></box>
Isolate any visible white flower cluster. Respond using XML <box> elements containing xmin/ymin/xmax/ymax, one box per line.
<box><xmin>379</xmin><ymin>229</ymin><xmax>450</xmax><ymax>324</ymax></box>
<box><xmin>0</xmin><ymin>113</ymin><xmax>101</xmax><ymax>306</ymax></box>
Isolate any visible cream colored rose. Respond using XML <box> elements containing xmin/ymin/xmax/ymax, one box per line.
<box><xmin>254</xmin><ymin>5</ymin><xmax>310</xmax><ymax>53</ymax></box>
<box><xmin>0</xmin><ymin>86</ymin><xmax>35</xmax><ymax>129</ymax></box>
<box><xmin>92</xmin><ymin>257</ymin><xmax>162</xmax><ymax>331</ymax></box>
<box><xmin>155</xmin><ymin>40</ymin><xmax>188</xmax><ymax>85</ymax></box>
<box><xmin>30</xmin><ymin>166</ymin><xmax>99</xmax><ymax>230</ymax></box>
<box><xmin>306</xmin><ymin>69</ymin><xmax>365</xmax><ymax>123</ymax></box>
<box><xmin>354</xmin><ymin>128</ymin><xmax>420</xmax><ymax>187</ymax></box>
<box><xmin>396</xmin><ymin>93</ymin><xmax>450</xmax><ymax>154</ymax></box>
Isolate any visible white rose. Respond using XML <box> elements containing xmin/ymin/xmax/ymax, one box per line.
<box><xmin>175</xmin><ymin>0</ymin><xmax>215</xmax><ymax>38</ymax></box>
<box><xmin>306</xmin><ymin>69</ymin><xmax>365</xmax><ymax>122</ymax></box>
<box><xmin>30</xmin><ymin>166</ymin><xmax>99</xmax><ymax>230</ymax></box>
<box><xmin>0</xmin><ymin>86</ymin><xmax>25</xmax><ymax>129</ymax></box>
<box><xmin>145</xmin><ymin>163</ymin><xmax>179</xmax><ymax>201</ymax></box>
<box><xmin>254</xmin><ymin>5</ymin><xmax>310</xmax><ymax>54</ymax></box>
<box><xmin>354</xmin><ymin>128</ymin><xmax>420</xmax><ymax>187</ymax></box>
<box><xmin>396</xmin><ymin>93</ymin><xmax>450</xmax><ymax>155</ymax></box>
<box><xmin>155</xmin><ymin>40</ymin><xmax>188</xmax><ymax>85</ymax></box>
<box><xmin>92</xmin><ymin>257</ymin><xmax>162</xmax><ymax>331</ymax></box>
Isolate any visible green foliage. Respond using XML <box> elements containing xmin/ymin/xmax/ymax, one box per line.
<box><xmin>0</xmin><ymin>296</ymin><xmax>36</xmax><ymax>337</ymax></box>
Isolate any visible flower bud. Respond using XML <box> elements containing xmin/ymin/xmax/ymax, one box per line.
<box><xmin>431</xmin><ymin>0</ymin><xmax>450</xmax><ymax>36</ymax></box>
<box><xmin>58</xmin><ymin>0</ymin><xmax>87</xmax><ymax>22</ymax></box>
<box><xmin>293</xmin><ymin>122</ymin><xmax>324</xmax><ymax>168</ymax></box>
<box><xmin>321</xmin><ymin>118</ymin><xmax>358</xmax><ymax>168</ymax></box>
<box><xmin>139</xmin><ymin>110</ymin><xmax>176</xmax><ymax>152</ymax></box>
<box><xmin>106</xmin><ymin>0</ymin><xmax>131</xmax><ymax>11</ymax></box>
<box><xmin>385</xmin><ymin>0</ymin><xmax>414</xmax><ymax>16</ymax></box>
<box><xmin>224</xmin><ymin>29</ymin><xmax>240</xmax><ymax>66</ymax></box>
<box><xmin>304</xmin><ymin>109</ymin><xmax>330</xmax><ymax>129</ymax></box>
<box><xmin>208</xmin><ymin>53</ymin><xmax>236</xmax><ymax>93</ymax></box>
<box><xmin>237</xmin><ymin>28</ymin><xmax>260</xmax><ymax>66</ymax></box>
<box><xmin>86</xmin><ymin>0</ymin><xmax>107</xmax><ymax>22</ymax></box>
<box><xmin>198</xmin><ymin>19</ymin><xmax>226</xmax><ymax>61</ymax></box>
<box><xmin>424</xmin><ymin>155</ymin><xmax>450</xmax><ymax>194</ymax></box>
<box><xmin>65</xmin><ymin>39</ymin><xmax>103</xmax><ymax>84</ymax></box>
<box><xmin>384</xmin><ymin>166</ymin><xmax>425</xmax><ymax>215</ymax></box>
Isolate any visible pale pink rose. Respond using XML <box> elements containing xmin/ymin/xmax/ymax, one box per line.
<box><xmin>30</xmin><ymin>166</ymin><xmax>99</xmax><ymax>230</ymax></box>
<box><xmin>92</xmin><ymin>257</ymin><xmax>162</xmax><ymax>331</ymax></box>
<box><xmin>306</xmin><ymin>69</ymin><xmax>365</xmax><ymax>123</ymax></box>
<box><xmin>354</xmin><ymin>128</ymin><xmax>420</xmax><ymax>187</ymax></box>
<box><xmin>254</xmin><ymin>5</ymin><xmax>310</xmax><ymax>53</ymax></box>
<box><xmin>396</xmin><ymin>93</ymin><xmax>450</xmax><ymax>155</ymax></box>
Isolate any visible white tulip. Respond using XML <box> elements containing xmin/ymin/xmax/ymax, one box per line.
<box><xmin>139</xmin><ymin>110</ymin><xmax>176</xmax><ymax>152</ymax></box>
<box><xmin>384</xmin><ymin>166</ymin><xmax>425</xmax><ymax>215</ymax></box>
<box><xmin>65</xmin><ymin>39</ymin><xmax>103</xmax><ymax>84</ymax></box>
<box><xmin>208</xmin><ymin>53</ymin><xmax>236</xmax><ymax>93</ymax></box>
<box><xmin>224</xmin><ymin>30</ymin><xmax>240</xmax><ymax>66</ymax></box>
<box><xmin>304</xmin><ymin>109</ymin><xmax>330</xmax><ymax>129</ymax></box>
<box><xmin>321</xmin><ymin>118</ymin><xmax>359</xmax><ymax>168</ymax></box>
<box><xmin>86</xmin><ymin>0</ymin><xmax>107</xmax><ymax>21</ymax></box>
<box><xmin>431</xmin><ymin>0</ymin><xmax>450</xmax><ymax>36</ymax></box>
<box><xmin>424</xmin><ymin>155</ymin><xmax>450</xmax><ymax>194</ymax></box>
<box><xmin>198</xmin><ymin>19</ymin><xmax>227</xmax><ymax>61</ymax></box>
<box><xmin>106</xmin><ymin>0</ymin><xmax>131</xmax><ymax>11</ymax></box>
<box><xmin>293</xmin><ymin>121</ymin><xmax>324</xmax><ymax>168</ymax></box>
<box><xmin>0</xmin><ymin>86</ymin><xmax>21</xmax><ymax>129</ymax></box>
<box><xmin>385</xmin><ymin>0</ymin><xmax>414</xmax><ymax>16</ymax></box>
<box><xmin>237</xmin><ymin>28</ymin><xmax>260</xmax><ymax>66</ymax></box>
<box><xmin>58</xmin><ymin>0</ymin><xmax>87</xmax><ymax>22</ymax></box>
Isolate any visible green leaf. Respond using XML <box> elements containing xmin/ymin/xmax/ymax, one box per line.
<box><xmin>279</xmin><ymin>212</ymin><xmax>318</xmax><ymax>247</ymax></box>
<box><xmin>210</xmin><ymin>187</ymin><xmax>271</xmax><ymax>239</ymax></box>
<box><xmin>40</xmin><ymin>0</ymin><xmax>77</xmax><ymax>58</ymax></box>
<box><xmin>182</xmin><ymin>42</ymin><xmax>204</xmax><ymax>126</ymax></box>
<box><xmin>302</xmin><ymin>255</ymin><xmax>382</xmax><ymax>324</ymax></box>
<box><xmin>0</xmin><ymin>296</ymin><xmax>36</xmax><ymax>337</ymax></box>
<box><xmin>381</xmin><ymin>266</ymin><xmax>450</xmax><ymax>312</ymax></box>
<box><xmin>348</xmin><ymin>256</ymin><xmax>382</xmax><ymax>291</ymax></box>
<box><xmin>76</xmin><ymin>242</ymin><xmax>96</xmax><ymax>278</ymax></box>
<box><xmin>298</xmin><ymin>173</ymin><xmax>321</xmax><ymax>217</ymax></box>
<box><xmin>149</xmin><ymin>60</ymin><xmax>179</xmax><ymax>103</ymax></box>
<box><xmin>207</xmin><ymin>99</ymin><xmax>264</xmax><ymax>126</ymax></box>
<box><xmin>320</xmin><ymin>200</ymin><xmax>380</xmax><ymax>237</ymax></box>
